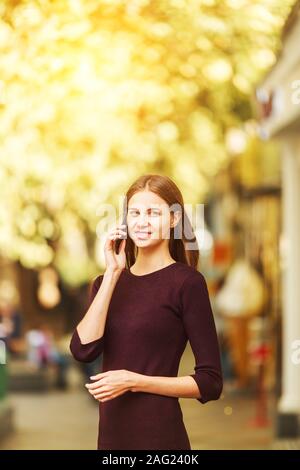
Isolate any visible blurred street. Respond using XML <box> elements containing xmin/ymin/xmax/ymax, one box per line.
<box><xmin>0</xmin><ymin>390</ymin><xmax>274</xmax><ymax>450</ymax></box>
<box><xmin>1</xmin><ymin>0</ymin><xmax>300</xmax><ymax>452</ymax></box>
<box><xmin>0</xmin><ymin>344</ymin><xmax>281</xmax><ymax>450</ymax></box>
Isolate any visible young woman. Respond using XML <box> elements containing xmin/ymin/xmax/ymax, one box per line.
<box><xmin>70</xmin><ymin>174</ymin><xmax>223</xmax><ymax>450</ymax></box>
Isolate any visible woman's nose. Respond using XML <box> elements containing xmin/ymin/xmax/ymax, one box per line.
<box><xmin>137</xmin><ymin>214</ymin><xmax>150</xmax><ymax>228</ymax></box>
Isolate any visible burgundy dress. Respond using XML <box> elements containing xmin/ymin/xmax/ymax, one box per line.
<box><xmin>69</xmin><ymin>261</ymin><xmax>223</xmax><ymax>450</ymax></box>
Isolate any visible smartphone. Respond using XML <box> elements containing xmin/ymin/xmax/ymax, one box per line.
<box><xmin>114</xmin><ymin>217</ymin><xmax>128</xmax><ymax>255</ymax></box>
<box><xmin>115</xmin><ymin>197</ymin><xmax>128</xmax><ymax>255</ymax></box>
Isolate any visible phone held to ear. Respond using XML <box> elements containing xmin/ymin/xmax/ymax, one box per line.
<box><xmin>114</xmin><ymin>223</ymin><xmax>127</xmax><ymax>255</ymax></box>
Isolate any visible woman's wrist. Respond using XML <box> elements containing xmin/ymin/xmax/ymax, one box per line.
<box><xmin>130</xmin><ymin>372</ymin><xmax>149</xmax><ymax>393</ymax></box>
<box><xmin>104</xmin><ymin>267</ymin><xmax>123</xmax><ymax>279</ymax></box>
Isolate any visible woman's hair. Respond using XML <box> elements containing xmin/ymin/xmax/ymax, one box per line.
<box><xmin>121</xmin><ymin>174</ymin><xmax>200</xmax><ymax>270</ymax></box>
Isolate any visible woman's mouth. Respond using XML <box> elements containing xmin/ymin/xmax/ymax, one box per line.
<box><xmin>135</xmin><ymin>231</ymin><xmax>152</xmax><ymax>239</ymax></box>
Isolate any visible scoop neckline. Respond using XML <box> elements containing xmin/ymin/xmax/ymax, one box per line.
<box><xmin>125</xmin><ymin>261</ymin><xmax>178</xmax><ymax>278</ymax></box>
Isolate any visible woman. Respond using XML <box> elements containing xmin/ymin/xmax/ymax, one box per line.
<box><xmin>69</xmin><ymin>174</ymin><xmax>223</xmax><ymax>450</ymax></box>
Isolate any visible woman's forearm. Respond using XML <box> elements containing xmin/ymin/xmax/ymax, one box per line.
<box><xmin>77</xmin><ymin>269</ymin><xmax>121</xmax><ymax>344</ymax></box>
<box><xmin>131</xmin><ymin>373</ymin><xmax>202</xmax><ymax>400</ymax></box>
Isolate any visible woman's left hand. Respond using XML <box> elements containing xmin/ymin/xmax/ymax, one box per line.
<box><xmin>85</xmin><ymin>369</ymin><xmax>140</xmax><ymax>402</ymax></box>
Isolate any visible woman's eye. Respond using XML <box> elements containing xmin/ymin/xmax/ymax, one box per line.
<box><xmin>129</xmin><ymin>210</ymin><xmax>160</xmax><ymax>216</ymax></box>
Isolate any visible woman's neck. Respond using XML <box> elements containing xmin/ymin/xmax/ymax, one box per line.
<box><xmin>130</xmin><ymin>256</ymin><xmax>176</xmax><ymax>276</ymax></box>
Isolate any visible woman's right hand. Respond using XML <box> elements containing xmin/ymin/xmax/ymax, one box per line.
<box><xmin>104</xmin><ymin>223</ymin><xmax>127</xmax><ymax>273</ymax></box>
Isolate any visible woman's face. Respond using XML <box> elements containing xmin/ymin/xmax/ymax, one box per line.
<box><xmin>126</xmin><ymin>190</ymin><xmax>178</xmax><ymax>248</ymax></box>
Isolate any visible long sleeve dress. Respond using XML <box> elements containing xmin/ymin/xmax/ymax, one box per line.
<box><xmin>69</xmin><ymin>261</ymin><xmax>223</xmax><ymax>450</ymax></box>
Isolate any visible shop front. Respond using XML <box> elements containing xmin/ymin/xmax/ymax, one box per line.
<box><xmin>256</xmin><ymin>0</ymin><xmax>300</xmax><ymax>437</ymax></box>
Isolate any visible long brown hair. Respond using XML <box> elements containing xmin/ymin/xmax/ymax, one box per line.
<box><xmin>120</xmin><ymin>174</ymin><xmax>200</xmax><ymax>270</ymax></box>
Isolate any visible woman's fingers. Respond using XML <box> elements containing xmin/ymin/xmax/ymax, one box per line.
<box><xmin>108</xmin><ymin>227</ymin><xmax>127</xmax><ymax>239</ymax></box>
<box><xmin>105</xmin><ymin>224</ymin><xmax>127</xmax><ymax>243</ymax></box>
<box><xmin>95</xmin><ymin>389</ymin><xmax>127</xmax><ymax>402</ymax></box>
<box><xmin>87</xmin><ymin>385</ymin><xmax>110</xmax><ymax>395</ymax></box>
<box><xmin>110</xmin><ymin>227</ymin><xmax>127</xmax><ymax>234</ymax></box>
<box><xmin>104</xmin><ymin>224</ymin><xmax>127</xmax><ymax>268</ymax></box>
<box><xmin>89</xmin><ymin>387</ymin><xmax>127</xmax><ymax>401</ymax></box>
<box><xmin>111</xmin><ymin>224</ymin><xmax>127</xmax><ymax>232</ymax></box>
<box><xmin>108</xmin><ymin>232</ymin><xmax>126</xmax><ymax>240</ymax></box>
<box><xmin>87</xmin><ymin>387</ymin><xmax>108</xmax><ymax>397</ymax></box>
<box><xmin>85</xmin><ymin>380</ymin><xmax>105</xmax><ymax>391</ymax></box>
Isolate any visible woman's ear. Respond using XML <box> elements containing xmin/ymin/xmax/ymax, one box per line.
<box><xmin>171</xmin><ymin>210</ymin><xmax>181</xmax><ymax>229</ymax></box>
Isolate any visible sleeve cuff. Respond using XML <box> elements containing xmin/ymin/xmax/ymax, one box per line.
<box><xmin>69</xmin><ymin>327</ymin><xmax>104</xmax><ymax>363</ymax></box>
<box><xmin>189</xmin><ymin>372</ymin><xmax>223</xmax><ymax>404</ymax></box>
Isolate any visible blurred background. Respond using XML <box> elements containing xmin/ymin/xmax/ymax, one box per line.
<box><xmin>0</xmin><ymin>0</ymin><xmax>300</xmax><ymax>450</ymax></box>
